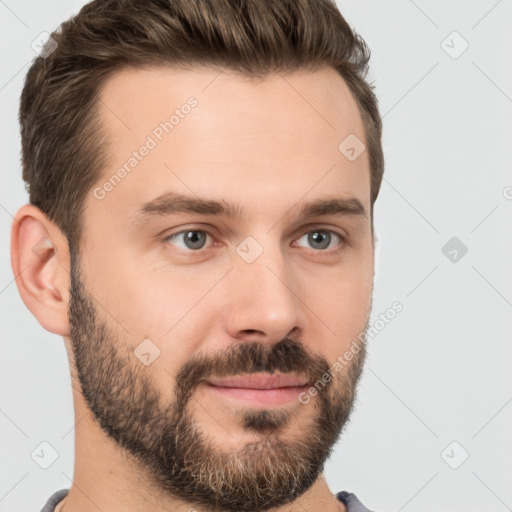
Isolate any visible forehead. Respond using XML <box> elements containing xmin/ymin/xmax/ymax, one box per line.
<box><xmin>88</xmin><ymin>65</ymin><xmax>370</xmax><ymax>227</ymax></box>
<box><xmin>97</xmin><ymin>65</ymin><xmax>366</xmax><ymax>149</ymax></box>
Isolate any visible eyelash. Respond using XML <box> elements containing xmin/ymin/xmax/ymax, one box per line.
<box><xmin>162</xmin><ymin>226</ymin><xmax>346</xmax><ymax>255</ymax></box>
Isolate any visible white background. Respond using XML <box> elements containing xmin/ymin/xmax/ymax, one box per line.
<box><xmin>1</xmin><ymin>1</ymin><xmax>511</xmax><ymax>511</ymax></box>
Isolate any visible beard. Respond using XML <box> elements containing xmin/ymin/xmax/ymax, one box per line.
<box><xmin>68</xmin><ymin>250</ymin><xmax>369</xmax><ymax>512</ymax></box>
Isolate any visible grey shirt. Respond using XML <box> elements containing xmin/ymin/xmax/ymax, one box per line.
<box><xmin>40</xmin><ymin>488</ymin><xmax>377</xmax><ymax>512</ymax></box>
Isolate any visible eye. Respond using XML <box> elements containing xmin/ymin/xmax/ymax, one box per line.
<box><xmin>163</xmin><ymin>227</ymin><xmax>345</xmax><ymax>253</ymax></box>
<box><xmin>163</xmin><ymin>229</ymin><xmax>212</xmax><ymax>251</ymax></box>
<box><xmin>294</xmin><ymin>229</ymin><xmax>344</xmax><ymax>252</ymax></box>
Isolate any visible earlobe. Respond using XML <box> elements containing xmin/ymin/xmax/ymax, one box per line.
<box><xmin>10</xmin><ymin>204</ymin><xmax>71</xmax><ymax>336</ymax></box>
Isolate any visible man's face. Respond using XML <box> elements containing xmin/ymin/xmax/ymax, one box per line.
<box><xmin>68</xmin><ymin>66</ymin><xmax>374</xmax><ymax>511</ymax></box>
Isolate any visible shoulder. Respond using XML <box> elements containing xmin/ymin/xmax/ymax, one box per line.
<box><xmin>39</xmin><ymin>489</ymin><xmax>69</xmax><ymax>512</ymax></box>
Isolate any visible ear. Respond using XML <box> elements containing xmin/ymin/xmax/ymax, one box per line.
<box><xmin>10</xmin><ymin>204</ymin><xmax>71</xmax><ymax>336</ymax></box>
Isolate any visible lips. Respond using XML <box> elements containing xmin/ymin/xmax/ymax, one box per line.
<box><xmin>206</xmin><ymin>373</ymin><xmax>309</xmax><ymax>390</ymax></box>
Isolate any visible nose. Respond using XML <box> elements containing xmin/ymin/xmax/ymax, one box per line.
<box><xmin>222</xmin><ymin>242</ymin><xmax>308</xmax><ymax>344</ymax></box>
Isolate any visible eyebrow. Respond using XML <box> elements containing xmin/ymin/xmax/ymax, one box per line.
<box><xmin>133</xmin><ymin>191</ymin><xmax>367</xmax><ymax>225</ymax></box>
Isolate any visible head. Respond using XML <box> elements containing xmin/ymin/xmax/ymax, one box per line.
<box><xmin>12</xmin><ymin>1</ymin><xmax>383</xmax><ymax>511</ymax></box>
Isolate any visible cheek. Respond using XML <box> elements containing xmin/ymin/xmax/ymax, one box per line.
<box><xmin>300</xmin><ymin>253</ymin><xmax>373</xmax><ymax>357</ymax></box>
<box><xmin>312</xmin><ymin>276</ymin><xmax>371</xmax><ymax>332</ymax></box>
<box><xmin>93</xmin><ymin>257</ymin><xmax>222</xmax><ymax>356</ymax></box>
<box><xmin>79</xmin><ymin>247</ymin><xmax>168</xmax><ymax>344</ymax></box>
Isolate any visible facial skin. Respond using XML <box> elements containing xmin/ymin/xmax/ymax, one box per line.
<box><xmin>12</xmin><ymin>66</ymin><xmax>374</xmax><ymax>512</ymax></box>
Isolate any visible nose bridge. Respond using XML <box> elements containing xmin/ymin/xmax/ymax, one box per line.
<box><xmin>223</xmin><ymin>233</ymin><xmax>305</xmax><ymax>340</ymax></box>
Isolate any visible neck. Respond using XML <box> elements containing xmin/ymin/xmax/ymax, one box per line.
<box><xmin>57</xmin><ymin>478</ymin><xmax>346</xmax><ymax>512</ymax></box>
<box><xmin>56</xmin><ymin>397</ymin><xmax>346</xmax><ymax>512</ymax></box>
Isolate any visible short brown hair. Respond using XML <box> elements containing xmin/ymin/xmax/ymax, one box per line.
<box><xmin>19</xmin><ymin>0</ymin><xmax>384</xmax><ymax>252</ymax></box>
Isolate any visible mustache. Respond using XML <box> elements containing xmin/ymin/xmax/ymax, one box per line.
<box><xmin>173</xmin><ymin>338</ymin><xmax>331</xmax><ymax>406</ymax></box>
